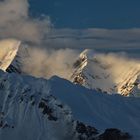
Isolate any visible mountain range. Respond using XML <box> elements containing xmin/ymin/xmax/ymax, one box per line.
<box><xmin>0</xmin><ymin>39</ymin><xmax>140</xmax><ymax>140</ymax></box>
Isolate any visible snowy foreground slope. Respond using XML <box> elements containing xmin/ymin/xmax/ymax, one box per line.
<box><xmin>50</xmin><ymin>77</ymin><xmax>140</xmax><ymax>139</ymax></box>
<box><xmin>0</xmin><ymin>70</ymin><xmax>139</xmax><ymax>139</ymax></box>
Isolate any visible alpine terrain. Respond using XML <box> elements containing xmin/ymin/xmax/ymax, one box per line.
<box><xmin>0</xmin><ymin>39</ymin><xmax>140</xmax><ymax>140</ymax></box>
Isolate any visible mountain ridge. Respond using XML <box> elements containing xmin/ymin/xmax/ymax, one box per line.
<box><xmin>0</xmin><ymin>70</ymin><xmax>135</xmax><ymax>140</ymax></box>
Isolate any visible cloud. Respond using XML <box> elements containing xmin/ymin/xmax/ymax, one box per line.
<box><xmin>45</xmin><ymin>28</ymin><xmax>140</xmax><ymax>51</ymax></box>
<box><xmin>0</xmin><ymin>0</ymin><xmax>80</xmax><ymax>80</ymax></box>
<box><xmin>1</xmin><ymin>0</ymin><xmax>140</xmax><ymax>51</ymax></box>
<box><xmin>19</xmin><ymin>46</ymin><xmax>79</xmax><ymax>79</ymax></box>
<box><xmin>89</xmin><ymin>52</ymin><xmax>140</xmax><ymax>94</ymax></box>
<box><xmin>0</xmin><ymin>0</ymin><xmax>51</xmax><ymax>44</ymax></box>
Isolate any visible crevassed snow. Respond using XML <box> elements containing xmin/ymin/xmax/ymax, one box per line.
<box><xmin>0</xmin><ymin>39</ymin><xmax>20</xmax><ymax>71</ymax></box>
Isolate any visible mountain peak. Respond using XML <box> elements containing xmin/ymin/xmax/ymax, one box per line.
<box><xmin>72</xmin><ymin>49</ymin><xmax>140</xmax><ymax>96</ymax></box>
<box><xmin>0</xmin><ymin>39</ymin><xmax>21</xmax><ymax>71</ymax></box>
<box><xmin>79</xmin><ymin>49</ymin><xmax>95</xmax><ymax>60</ymax></box>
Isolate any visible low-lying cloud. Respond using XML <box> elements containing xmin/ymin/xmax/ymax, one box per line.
<box><xmin>20</xmin><ymin>47</ymin><xmax>79</xmax><ymax>79</ymax></box>
<box><xmin>95</xmin><ymin>53</ymin><xmax>140</xmax><ymax>85</ymax></box>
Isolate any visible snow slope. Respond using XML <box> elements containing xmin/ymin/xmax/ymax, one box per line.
<box><xmin>0</xmin><ymin>70</ymin><xmax>72</xmax><ymax>140</ymax></box>
<box><xmin>0</xmin><ymin>39</ymin><xmax>20</xmax><ymax>71</ymax></box>
<box><xmin>0</xmin><ymin>70</ymin><xmax>102</xmax><ymax>140</ymax></box>
<box><xmin>71</xmin><ymin>49</ymin><xmax>140</xmax><ymax>96</ymax></box>
<box><xmin>0</xmin><ymin>70</ymin><xmax>139</xmax><ymax>139</ymax></box>
<box><xmin>50</xmin><ymin>76</ymin><xmax>140</xmax><ymax>139</ymax></box>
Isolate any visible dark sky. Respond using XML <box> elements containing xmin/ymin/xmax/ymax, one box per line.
<box><xmin>29</xmin><ymin>0</ymin><xmax>140</xmax><ymax>29</ymax></box>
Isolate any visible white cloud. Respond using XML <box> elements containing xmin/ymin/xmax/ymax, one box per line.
<box><xmin>19</xmin><ymin>47</ymin><xmax>79</xmax><ymax>79</ymax></box>
<box><xmin>0</xmin><ymin>0</ymin><xmax>51</xmax><ymax>44</ymax></box>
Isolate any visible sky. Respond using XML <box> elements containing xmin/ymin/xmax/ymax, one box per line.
<box><xmin>29</xmin><ymin>0</ymin><xmax>140</xmax><ymax>29</ymax></box>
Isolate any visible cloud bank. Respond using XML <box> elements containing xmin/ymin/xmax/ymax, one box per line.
<box><xmin>46</xmin><ymin>28</ymin><xmax>140</xmax><ymax>51</ymax></box>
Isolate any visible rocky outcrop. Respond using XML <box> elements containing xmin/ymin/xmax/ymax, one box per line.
<box><xmin>98</xmin><ymin>128</ymin><xmax>132</xmax><ymax>140</ymax></box>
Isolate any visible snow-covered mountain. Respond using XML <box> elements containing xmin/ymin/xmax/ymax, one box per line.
<box><xmin>4</xmin><ymin>42</ymin><xmax>140</xmax><ymax>97</ymax></box>
<box><xmin>0</xmin><ymin>39</ymin><xmax>20</xmax><ymax>71</ymax></box>
<box><xmin>0</xmin><ymin>40</ymin><xmax>140</xmax><ymax>139</ymax></box>
<box><xmin>71</xmin><ymin>49</ymin><xmax>140</xmax><ymax>96</ymax></box>
<box><xmin>0</xmin><ymin>70</ymin><xmax>138</xmax><ymax>140</ymax></box>
<box><xmin>6</xmin><ymin>46</ymin><xmax>26</xmax><ymax>74</ymax></box>
<box><xmin>1</xmin><ymin>38</ymin><xmax>139</xmax><ymax>97</ymax></box>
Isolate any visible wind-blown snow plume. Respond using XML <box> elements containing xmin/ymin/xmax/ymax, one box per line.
<box><xmin>72</xmin><ymin>50</ymin><xmax>140</xmax><ymax>95</ymax></box>
<box><xmin>20</xmin><ymin>47</ymin><xmax>79</xmax><ymax>79</ymax></box>
<box><xmin>96</xmin><ymin>53</ymin><xmax>140</xmax><ymax>84</ymax></box>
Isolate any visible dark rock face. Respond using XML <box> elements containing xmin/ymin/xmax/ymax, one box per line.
<box><xmin>98</xmin><ymin>128</ymin><xmax>132</xmax><ymax>140</ymax></box>
<box><xmin>38</xmin><ymin>99</ymin><xmax>58</xmax><ymax>121</ymax></box>
<box><xmin>75</xmin><ymin>122</ymin><xmax>133</xmax><ymax>140</ymax></box>
<box><xmin>6</xmin><ymin>64</ymin><xmax>21</xmax><ymax>74</ymax></box>
<box><xmin>6</xmin><ymin>55</ymin><xmax>22</xmax><ymax>74</ymax></box>
<box><xmin>75</xmin><ymin>121</ymin><xmax>99</xmax><ymax>140</ymax></box>
<box><xmin>0</xmin><ymin>112</ymin><xmax>14</xmax><ymax>129</ymax></box>
<box><xmin>72</xmin><ymin>73</ymin><xmax>86</xmax><ymax>85</ymax></box>
<box><xmin>75</xmin><ymin>123</ymin><xmax>132</xmax><ymax>140</ymax></box>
